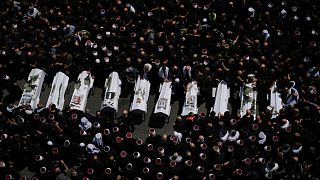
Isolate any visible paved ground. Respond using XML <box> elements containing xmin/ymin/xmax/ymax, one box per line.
<box><xmin>15</xmin><ymin>80</ymin><xmax>208</xmax><ymax>140</ymax></box>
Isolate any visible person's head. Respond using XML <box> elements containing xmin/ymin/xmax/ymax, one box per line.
<box><xmin>70</xmin><ymin>168</ymin><xmax>78</xmax><ymax>176</ymax></box>
<box><xmin>176</xmin><ymin>116</ymin><xmax>182</xmax><ymax>121</ymax></box>
<box><xmin>122</xmin><ymin>110</ymin><xmax>128</xmax><ymax>116</ymax></box>
<box><xmin>162</xmin><ymin>134</ymin><xmax>167</xmax><ymax>141</ymax></box>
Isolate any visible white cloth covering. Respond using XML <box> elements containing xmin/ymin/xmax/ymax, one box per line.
<box><xmin>286</xmin><ymin>81</ymin><xmax>299</xmax><ymax>107</ymax></box>
<box><xmin>258</xmin><ymin>131</ymin><xmax>267</xmax><ymax>144</ymax></box>
<box><xmin>228</xmin><ymin>131</ymin><xmax>240</xmax><ymax>142</ymax></box>
<box><xmin>19</xmin><ymin>68</ymin><xmax>46</xmax><ymax>109</ymax></box>
<box><xmin>173</xmin><ymin>131</ymin><xmax>183</xmax><ymax>143</ymax></box>
<box><xmin>212</xmin><ymin>80</ymin><xmax>230</xmax><ymax>115</ymax></box>
<box><xmin>270</xmin><ymin>81</ymin><xmax>283</xmax><ymax>119</ymax></box>
<box><xmin>181</xmin><ymin>81</ymin><xmax>199</xmax><ymax>116</ymax></box>
<box><xmin>46</xmin><ymin>72</ymin><xmax>69</xmax><ymax>110</ymax></box>
<box><xmin>220</xmin><ymin>131</ymin><xmax>229</xmax><ymax>142</ymax></box>
<box><xmin>92</xmin><ymin>133</ymin><xmax>103</xmax><ymax>147</ymax></box>
<box><xmin>101</xmin><ymin>72</ymin><xmax>122</xmax><ymax>112</ymax></box>
<box><xmin>154</xmin><ymin>82</ymin><xmax>172</xmax><ymax>116</ymax></box>
<box><xmin>70</xmin><ymin>71</ymin><xmax>94</xmax><ymax>112</ymax></box>
<box><xmin>86</xmin><ymin>143</ymin><xmax>101</xmax><ymax>154</ymax></box>
<box><xmin>79</xmin><ymin>117</ymin><xmax>92</xmax><ymax>130</ymax></box>
<box><xmin>130</xmin><ymin>76</ymin><xmax>151</xmax><ymax>112</ymax></box>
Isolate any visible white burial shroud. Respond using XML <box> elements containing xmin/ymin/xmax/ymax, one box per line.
<box><xmin>212</xmin><ymin>80</ymin><xmax>230</xmax><ymax>116</ymax></box>
<box><xmin>101</xmin><ymin>72</ymin><xmax>122</xmax><ymax>112</ymax></box>
<box><xmin>19</xmin><ymin>68</ymin><xmax>46</xmax><ymax>109</ymax></box>
<box><xmin>270</xmin><ymin>81</ymin><xmax>283</xmax><ymax>119</ymax></box>
<box><xmin>181</xmin><ymin>81</ymin><xmax>199</xmax><ymax>116</ymax></box>
<box><xmin>154</xmin><ymin>82</ymin><xmax>172</xmax><ymax>116</ymax></box>
<box><xmin>240</xmin><ymin>83</ymin><xmax>258</xmax><ymax>120</ymax></box>
<box><xmin>46</xmin><ymin>72</ymin><xmax>69</xmax><ymax>110</ymax></box>
<box><xmin>70</xmin><ymin>71</ymin><xmax>94</xmax><ymax>112</ymax></box>
<box><xmin>130</xmin><ymin>76</ymin><xmax>151</xmax><ymax>112</ymax></box>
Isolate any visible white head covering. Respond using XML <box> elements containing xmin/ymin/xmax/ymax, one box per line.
<box><xmin>47</xmin><ymin>141</ymin><xmax>53</xmax><ymax>146</ymax></box>
<box><xmin>228</xmin><ymin>130</ymin><xmax>240</xmax><ymax>142</ymax></box>
<box><xmin>280</xmin><ymin>119</ymin><xmax>289</xmax><ymax>129</ymax></box>
<box><xmin>0</xmin><ymin>161</ymin><xmax>6</xmax><ymax>168</ymax></box>
<box><xmin>292</xmin><ymin>145</ymin><xmax>302</xmax><ymax>154</ymax></box>
<box><xmin>265</xmin><ymin>162</ymin><xmax>279</xmax><ymax>173</ymax></box>
<box><xmin>92</xmin><ymin>133</ymin><xmax>103</xmax><ymax>147</ymax></box>
<box><xmin>173</xmin><ymin>131</ymin><xmax>182</xmax><ymax>143</ymax></box>
<box><xmin>79</xmin><ymin>117</ymin><xmax>92</xmax><ymax>130</ymax></box>
<box><xmin>183</xmin><ymin>66</ymin><xmax>192</xmax><ymax>79</ymax></box>
<box><xmin>248</xmin><ymin>7</ymin><xmax>255</xmax><ymax>17</ymax></box>
<box><xmin>258</xmin><ymin>131</ymin><xmax>267</xmax><ymax>144</ymax></box>
<box><xmin>220</xmin><ymin>130</ymin><xmax>229</xmax><ymax>142</ymax></box>
<box><xmin>86</xmin><ymin>143</ymin><xmax>101</xmax><ymax>154</ymax></box>
<box><xmin>144</xmin><ymin>63</ymin><xmax>152</xmax><ymax>72</ymax></box>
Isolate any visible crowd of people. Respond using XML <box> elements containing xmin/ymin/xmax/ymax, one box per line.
<box><xmin>0</xmin><ymin>0</ymin><xmax>319</xmax><ymax>179</ymax></box>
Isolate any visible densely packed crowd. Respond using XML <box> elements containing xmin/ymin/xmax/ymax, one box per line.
<box><xmin>0</xmin><ymin>0</ymin><xmax>319</xmax><ymax>179</ymax></box>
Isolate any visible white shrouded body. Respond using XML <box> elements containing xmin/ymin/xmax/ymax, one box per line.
<box><xmin>19</xmin><ymin>68</ymin><xmax>46</xmax><ymax>109</ymax></box>
<box><xmin>154</xmin><ymin>82</ymin><xmax>172</xmax><ymax>116</ymax></box>
<box><xmin>70</xmin><ymin>71</ymin><xmax>94</xmax><ymax>112</ymax></box>
<box><xmin>101</xmin><ymin>72</ymin><xmax>122</xmax><ymax>112</ymax></box>
<box><xmin>130</xmin><ymin>76</ymin><xmax>150</xmax><ymax>113</ymax></box>
<box><xmin>181</xmin><ymin>81</ymin><xmax>199</xmax><ymax>116</ymax></box>
<box><xmin>46</xmin><ymin>72</ymin><xmax>69</xmax><ymax>110</ymax></box>
<box><xmin>212</xmin><ymin>80</ymin><xmax>230</xmax><ymax>116</ymax></box>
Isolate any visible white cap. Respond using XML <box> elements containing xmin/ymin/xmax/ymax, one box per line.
<box><xmin>100</xmin><ymin>9</ymin><xmax>105</xmax><ymax>15</ymax></box>
<box><xmin>3</xmin><ymin>75</ymin><xmax>9</xmax><ymax>80</ymax></box>
<box><xmin>193</xmin><ymin>3</ymin><xmax>198</xmax><ymax>8</ymax></box>
<box><xmin>306</xmin><ymin>16</ymin><xmax>311</xmax><ymax>21</ymax></box>
<box><xmin>40</xmin><ymin>167</ymin><xmax>46</xmax><ymax>173</ymax></box>
<box><xmin>203</xmin><ymin>18</ymin><xmax>207</xmax><ymax>23</ymax></box>
<box><xmin>112</xmin><ymin>24</ymin><xmax>118</xmax><ymax>29</ymax></box>
<box><xmin>0</xmin><ymin>161</ymin><xmax>6</xmax><ymax>167</ymax></box>
<box><xmin>104</xmin><ymin>57</ymin><xmax>110</xmax><ymax>63</ymax></box>
<box><xmin>248</xmin><ymin>7</ymin><xmax>255</xmax><ymax>12</ymax></box>
<box><xmin>1</xmin><ymin>134</ymin><xmax>8</xmax><ymax>140</ymax></box>
<box><xmin>101</xmin><ymin>45</ymin><xmax>107</xmax><ymax>51</ymax></box>
<box><xmin>281</xmin><ymin>9</ymin><xmax>287</xmax><ymax>14</ymax></box>
<box><xmin>80</xmin><ymin>142</ymin><xmax>85</xmax><ymax>147</ymax></box>
<box><xmin>47</xmin><ymin>141</ymin><xmax>53</xmax><ymax>146</ymax></box>
<box><xmin>262</xmin><ymin>30</ymin><xmax>269</xmax><ymax>34</ymax></box>
<box><xmin>95</xmin><ymin>59</ymin><xmax>100</xmax><ymax>63</ymax></box>
<box><xmin>95</xmin><ymin>133</ymin><xmax>102</xmax><ymax>139</ymax></box>
<box><xmin>87</xmin><ymin>143</ymin><xmax>94</xmax><ymax>150</ymax></box>
<box><xmin>175</xmin><ymin>78</ymin><xmax>180</xmax><ymax>83</ymax></box>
